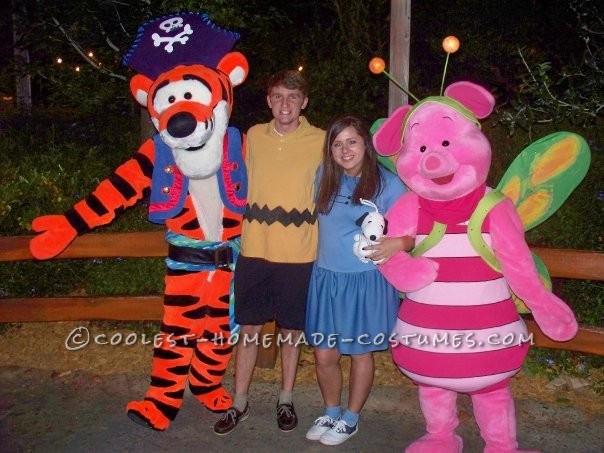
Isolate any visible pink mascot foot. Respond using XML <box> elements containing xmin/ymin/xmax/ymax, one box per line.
<box><xmin>405</xmin><ymin>433</ymin><xmax>463</xmax><ymax>453</ymax></box>
<box><xmin>471</xmin><ymin>386</ymin><xmax>541</xmax><ymax>453</ymax></box>
<box><xmin>406</xmin><ymin>386</ymin><xmax>463</xmax><ymax>453</ymax></box>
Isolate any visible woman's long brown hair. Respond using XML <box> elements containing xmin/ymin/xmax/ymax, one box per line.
<box><xmin>316</xmin><ymin>115</ymin><xmax>382</xmax><ymax>214</ymax></box>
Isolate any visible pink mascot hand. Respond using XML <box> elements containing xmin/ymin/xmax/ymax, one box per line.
<box><xmin>528</xmin><ymin>293</ymin><xmax>578</xmax><ymax>342</ymax></box>
<box><xmin>378</xmin><ymin>252</ymin><xmax>439</xmax><ymax>293</ymax></box>
<box><xmin>30</xmin><ymin>215</ymin><xmax>78</xmax><ymax>260</ymax></box>
<box><xmin>489</xmin><ymin>200</ymin><xmax>578</xmax><ymax>342</ymax></box>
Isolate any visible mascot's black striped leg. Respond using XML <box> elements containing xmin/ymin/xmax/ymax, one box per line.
<box><xmin>187</xmin><ymin>273</ymin><xmax>234</xmax><ymax>411</ymax></box>
<box><xmin>188</xmin><ymin>331</ymin><xmax>233</xmax><ymax>411</ymax></box>
<box><xmin>126</xmin><ymin>266</ymin><xmax>237</xmax><ymax>427</ymax></box>
<box><xmin>126</xmin><ymin>268</ymin><xmax>201</xmax><ymax>430</ymax></box>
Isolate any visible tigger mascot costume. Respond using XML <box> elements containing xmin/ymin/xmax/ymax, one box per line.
<box><xmin>29</xmin><ymin>12</ymin><xmax>249</xmax><ymax>431</ymax></box>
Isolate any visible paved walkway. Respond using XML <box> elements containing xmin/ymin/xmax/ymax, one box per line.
<box><xmin>0</xmin><ymin>366</ymin><xmax>602</xmax><ymax>452</ymax></box>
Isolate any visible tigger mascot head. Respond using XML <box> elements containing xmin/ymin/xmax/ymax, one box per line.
<box><xmin>29</xmin><ymin>12</ymin><xmax>249</xmax><ymax>431</ymax></box>
<box><xmin>124</xmin><ymin>13</ymin><xmax>248</xmax><ymax>179</ymax></box>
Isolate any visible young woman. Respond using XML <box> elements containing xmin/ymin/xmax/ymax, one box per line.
<box><xmin>304</xmin><ymin>115</ymin><xmax>412</xmax><ymax>445</ymax></box>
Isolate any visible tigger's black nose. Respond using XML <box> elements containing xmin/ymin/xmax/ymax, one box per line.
<box><xmin>167</xmin><ymin>111</ymin><xmax>196</xmax><ymax>138</ymax></box>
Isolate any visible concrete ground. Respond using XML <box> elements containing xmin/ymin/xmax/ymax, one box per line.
<box><xmin>0</xmin><ymin>366</ymin><xmax>602</xmax><ymax>453</ymax></box>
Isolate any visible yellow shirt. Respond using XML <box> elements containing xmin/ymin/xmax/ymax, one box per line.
<box><xmin>241</xmin><ymin>116</ymin><xmax>325</xmax><ymax>263</ymax></box>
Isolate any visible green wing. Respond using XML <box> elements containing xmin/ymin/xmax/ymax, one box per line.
<box><xmin>497</xmin><ymin>131</ymin><xmax>591</xmax><ymax>231</ymax></box>
<box><xmin>370</xmin><ymin>118</ymin><xmax>385</xmax><ymax>134</ymax></box>
<box><xmin>497</xmin><ymin>131</ymin><xmax>590</xmax><ymax>313</ymax></box>
<box><xmin>370</xmin><ymin>118</ymin><xmax>398</xmax><ymax>174</ymax></box>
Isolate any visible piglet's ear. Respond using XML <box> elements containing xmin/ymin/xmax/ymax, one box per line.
<box><xmin>444</xmin><ymin>81</ymin><xmax>495</xmax><ymax>119</ymax></box>
<box><xmin>372</xmin><ymin>105</ymin><xmax>412</xmax><ymax>156</ymax></box>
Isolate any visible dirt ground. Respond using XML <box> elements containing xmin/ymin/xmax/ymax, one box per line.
<box><xmin>1</xmin><ymin>321</ymin><xmax>602</xmax><ymax>417</ymax></box>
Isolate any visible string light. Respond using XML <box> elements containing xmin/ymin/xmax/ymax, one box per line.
<box><xmin>54</xmin><ymin>51</ymin><xmax>104</xmax><ymax>69</ymax></box>
<box><xmin>297</xmin><ymin>66</ymin><xmax>303</xmax><ymax>72</ymax></box>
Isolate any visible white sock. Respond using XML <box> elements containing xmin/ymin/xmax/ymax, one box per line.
<box><xmin>278</xmin><ymin>389</ymin><xmax>292</xmax><ymax>405</ymax></box>
<box><xmin>233</xmin><ymin>394</ymin><xmax>248</xmax><ymax>411</ymax></box>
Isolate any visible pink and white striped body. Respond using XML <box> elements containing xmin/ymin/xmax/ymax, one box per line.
<box><xmin>391</xmin><ymin>209</ymin><xmax>530</xmax><ymax>394</ymax></box>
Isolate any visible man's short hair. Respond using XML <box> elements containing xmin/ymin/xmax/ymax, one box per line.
<box><xmin>267</xmin><ymin>70</ymin><xmax>309</xmax><ymax>97</ymax></box>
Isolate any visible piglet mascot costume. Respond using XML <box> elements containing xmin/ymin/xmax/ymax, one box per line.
<box><xmin>373</xmin><ymin>81</ymin><xmax>578</xmax><ymax>453</ymax></box>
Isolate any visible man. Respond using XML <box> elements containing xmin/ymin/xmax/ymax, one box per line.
<box><xmin>214</xmin><ymin>69</ymin><xmax>325</xmax><ymax>435</ymax></box>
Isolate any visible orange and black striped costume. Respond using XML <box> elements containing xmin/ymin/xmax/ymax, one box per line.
<box><xmin>30</xmin><ymin>49</ymin><xmax>249</xmax><ymax>430</ymax></box>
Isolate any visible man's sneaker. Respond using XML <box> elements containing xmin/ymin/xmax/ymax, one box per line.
<box><xmin>305</xmin><ymin>415</ymin><xmax>337</xmax><ymax>440</ymax></box>
<box><xmin>213</xmin><ymin>404</ymin><xmax>249</xmax><ymax>436</ymax></box>
<box><xmin>276</xmin><ymin>402</ymin><xmax>298</xmax><ymax>431</ymax></box>
<box><xmin>319</xmin><ymin>419</ymin><xmax>358</xmax><ymax>446</ymax></box>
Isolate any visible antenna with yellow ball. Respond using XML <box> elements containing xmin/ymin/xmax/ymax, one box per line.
<box><xmin>369</xmin><ymin>57</ymin><xmax>420</xmax><ymax>102</ymax></box>
<box><xmin>440</xmin><ymin>35</ymin><xmax>460</xmax><ymax>95</ymax></box>
<box><xmin>369</xmin><ymin>35</ymin><xmax>461</xmax><ymax>101</ymax></box>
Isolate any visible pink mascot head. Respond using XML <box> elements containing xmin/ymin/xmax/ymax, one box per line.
<box><xmin>374</xmin><ymin>81</ymin><xmax>495</xmax><ymax>201</ymax></box>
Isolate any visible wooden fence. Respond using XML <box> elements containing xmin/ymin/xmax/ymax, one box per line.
<box><xmin>0</xmin><ymin>231</ymin><xmax>603</xmax><ymax>366</ymax></box>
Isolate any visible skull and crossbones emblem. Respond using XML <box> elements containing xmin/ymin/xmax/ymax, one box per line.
<box><xmin>152</xmin><ymin>17</ymin><xmax>194</xmax><ymax>53</ymax></box>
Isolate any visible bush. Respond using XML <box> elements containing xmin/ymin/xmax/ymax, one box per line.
<box><xmin>0</xmin><ymin>108</ymin><xmax>164</xmax><ymax>302</ymax></box>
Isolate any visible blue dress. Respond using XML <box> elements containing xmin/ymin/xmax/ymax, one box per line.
<box><xmin>305</xmin><ymin>167</ymin><xmax>406</xmax><ymax>354</ymax></box>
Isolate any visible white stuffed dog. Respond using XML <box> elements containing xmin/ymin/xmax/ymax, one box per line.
<box><xmin>352</xmin><ymin>198</ymin><xmax>388</xmax><ymax>264</ymax></box>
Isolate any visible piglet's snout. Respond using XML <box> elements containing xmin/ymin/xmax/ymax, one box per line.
<box><xmin>420</xmin><ymin>150</ymin><xmax>459</xmax><ymax>179</ymax></box>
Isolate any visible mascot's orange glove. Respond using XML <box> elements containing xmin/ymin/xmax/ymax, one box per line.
<box><xmin>30</xmin><ymin>215</ymin><xmax>78</xmax><ymax>260</ymax></box>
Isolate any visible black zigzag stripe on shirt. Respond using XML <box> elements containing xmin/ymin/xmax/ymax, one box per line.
<box><xmin>244</xmin><ymin>203</ymin><xmax>317</xmax><ymax>227</ymax></box>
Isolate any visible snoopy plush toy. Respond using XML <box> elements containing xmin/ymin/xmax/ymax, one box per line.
<box><xmin>352</xmin><ymin>198</ymin><xmax>388</xmax><ymax>264</ymax></box>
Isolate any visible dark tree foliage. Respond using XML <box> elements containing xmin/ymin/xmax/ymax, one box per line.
<box><xmin>0</xmin><ymin>0</ymin><xmax>601</xmax><ymax>131</ymax></box>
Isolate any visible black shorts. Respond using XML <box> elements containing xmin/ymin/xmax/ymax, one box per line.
<box><xmin>234</xmin><ymin>255</ymin><xmax>314</xmax><ymax>330</ymax></box>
